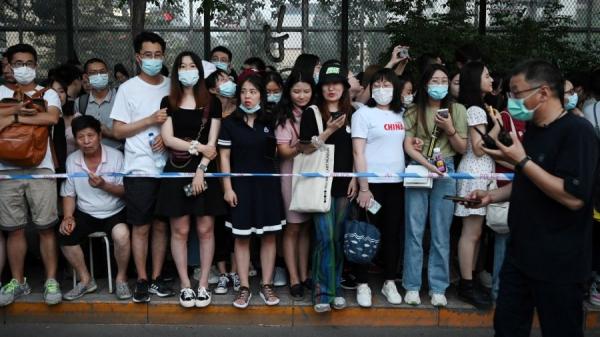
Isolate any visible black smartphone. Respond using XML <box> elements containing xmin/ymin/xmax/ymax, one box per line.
<box><xmin>437</xmin><ymin>108</ymin><xmax>449</xmax><ymax>118</ymax></box>
<box><xmin>331</xmin><ymin>112</ymin><xmax>343</xmax><ymax>120</ymax></box>
<box><xmin>474</xmin><ymin>127</ymin><xmax>498</xmax><ymax>150</ymax></box>
<box><xmin>443</xmin><ymin>195</ymin><xmax>481</xmax><ymax>204</ymax></box>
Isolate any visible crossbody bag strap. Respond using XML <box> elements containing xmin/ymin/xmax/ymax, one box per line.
<box><xmin>310</xmin><ymin>105</ymin><xmax>324</xmax><ymax>134</ymax></box>
<box><xmin>594</xmin><ymin>102</ymin><xmax>600</xmax><ymax>133</ymax></box>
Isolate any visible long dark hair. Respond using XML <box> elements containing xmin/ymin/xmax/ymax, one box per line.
<box><xmin>366</xmin><ymin>68</ymin><xmax>405</xmax><ymax>113</ymax></box>
<box><xmin>411</xmin><ymin>64</ymin><xmax>452</xmax><ymax>136</ymax></box>
<box><xmin>231</xmin><ymin>74</ymin><xmax>270</xmax><ymax>125</ymax></box>
<box><xmin>275</xmin><ymin>70</ymin><xmax>315</xmax><ymax>127</ymax></box>
<box><xmin>168</xmin><ymin>51</ymin><xmax>210</xmax><ymax>115</ymax></box>
<box><xmin>316</xmin><ymin>60</ymin><xmax>353</xmax><ymax>124</ymax></box>
<box><xmin>291</xmin><ymin>54</ymin><xmax>320</xmax><ymax>76</ymax></box>
<box><xmin>459</xmin><ymin>61</ymin><xmax>494</xmax><ymax>131</ymax></box>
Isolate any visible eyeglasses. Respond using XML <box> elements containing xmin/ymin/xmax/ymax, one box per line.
<box><xmin>507</xmin><ymin>86</ymin><xmax>541</xmax><ymax>99</ymax></box>
<box><xmin>87</xmin><ymin>70</ymin><xmax>108</xmax><ymax>76</ymax></box>
<box><xmin>11</xmin><ymin>61</ymin><xmax>35</xmax><ymax>68</ymax></box>
<box><xmin>140</xmin><ymin>52</ymin><xmax>163</xmax><ymax>59</ymax></box>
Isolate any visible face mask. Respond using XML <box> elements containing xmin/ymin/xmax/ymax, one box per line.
<box><xmin>89</xmin><ymin>73</ymin><xmax>109</xmax><ymax>90</ymax></box>
<box><xmin>267</xmin><ymin>92</ymin><xmax>282</xmax><ymax>103</ymax></box>
<box><xmin>140</xmin><ymin>58</ymin><xmax>163</xmax><ymax>77</ymax></box>
<box><xmin>178</xmin><ymin>69</ymin><xmax>199</xmax><ymax>87</ymax></box>
<box><xmin>565</xmin><ymin>93</ymin><xmax>578</xmax><ymax>111</ymax></box>
<box><xmin>313</xmin><ymin>73</ymin><xmax>319</xmax><ymax>85</ymax></box>
<box><xmin>12</xmin><ymin>66</ymin><xmax>36</xmax><ymax>85</ymax></box>
<box><xmin>371</xmin><ymin>87</ymin><xmax>394</xmax><ymax>106</ymax></box>
<box><xmin>218</xmin><ymin>80</ymin><xmax>236</xmax><ymax>98</ymax></box>
<box><xmin>212</xmin><ymin>61</ymin><xmax>229</xmax><ymax>72</ymax></box>
<box><xmin>507</xmin><ymin>89</ymin><xmax>540</xmax><ymax>121</ymax></box>
<box><xmin>239</xmin><ymin>103</ymin><xmax>260</xmax><ymax>114</ymax></box>
<box><xmin>403</xmin><ymin>94</ymin><xmax>414</xmax><ymax>105</ymax></box>
<box><xmin>427</xmin><ymin>84</ymin><xmax>448</xmax><ymax>100</ymax></box>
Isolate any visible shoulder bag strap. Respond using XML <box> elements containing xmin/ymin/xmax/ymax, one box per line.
<box><xmin>594</xmin><ymin>102</ymin><xmax>600</xmax><ymax>133</ymax></box>
<box><xmin>78</xmin><ymin>94</ymin><xmax>89</xmax><ymax>115</ymax></box>
<box><xmin>310</xmin><ymin>105</ymin><xmax>325</xmax><ymax>134</ymax></box>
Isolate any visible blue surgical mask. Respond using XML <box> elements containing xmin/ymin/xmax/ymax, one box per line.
<box><xmin>565</xmin><ymin>93</ymin><xmax>578</xmax><ymax>111</ymax></box>
<box><xmin>89</xmin><ymin>73</ymin><xmax>109</xmax><ymax>90</ymax></box>
<box><xmin>218</xmin><ymin>80</ymin><xmax>237</xmax><ymax>98</ymax></box>
<box><xmin>267</xmin><ymin>92</ymin><xmax>282</xmax><ymax>103</ymax></box>
<box><xmin>427</xmin><ymin>84</ymin><xmax>448</xmax><ymax>100</ymax></box>
<box><xmin>178</xmin><ymin>69</ymin><xmax>199</xmax><ymax>87</ymax></box>
<box><xmin>507</xmin><ymin>89</ymin><xmax>540</xmax><ymax>121</ymax></box>
<box><xmin>141</xmin><ymin>58</ymin><xmax>163</xmax><ymax>77</ymax></box>
<box><xmin>313</xmin><ymin>73</ymin><xmax>319</xmax><ymax>85</ymax></box>
<box><xmin>212</xmin><ymin>61</ymin><xmax>229</xmax><ymax>72</ymax></box>
<box><xmin>240</xmin><ymin>103</ymin><xmax>260</xmax><ymax>114</ymax></box>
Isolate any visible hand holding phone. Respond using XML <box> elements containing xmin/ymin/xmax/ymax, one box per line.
<box><xmin>437</xmin><ymin>108</ymin><xmax>449</xmax><ymax>118</ymax></box>
<box><xmin>443</xmin><ymin>195</ymin><xmax>481</xmax><ymax>204</ymax></box>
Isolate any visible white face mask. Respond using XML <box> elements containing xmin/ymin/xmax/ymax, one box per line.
<box><xmin>372</xmin><ymin>87</ymin><xmax>394</xmax><ymax>106</ymax></box>
<box><xmin>12</xmin><ymin>66</ymin><xmax>36</xmax><ymax>85</ymax></box>
<box><xmin>403</xmin><ymin>94</ymin><xmax>414</xmax><ymax>105</ymax></box>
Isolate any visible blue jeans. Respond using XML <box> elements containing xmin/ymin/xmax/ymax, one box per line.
<box><xmin>493</xmin><ymin>232</ymin><xmax>510</xmax><ymax>300</ymax></box>
<box><xmin>403</xmin><ymin>160</ymin><xmax>456</xmax><ymax>294</ymax></box>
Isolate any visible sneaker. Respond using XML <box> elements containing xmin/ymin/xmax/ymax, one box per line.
<box><xmin>404</xmin><ymin>290</ymin><xmax>421</xmax><ymax>306</ymax></box>
<box><xmin>340</xmin><ymin>273</ymin><xmax>358</xmax><ymax>290</ymax></box>
<box><xmin>150</xmin><ymin>277</ymin><xmax>175</xmax><ymax>297</ymax></box>
<box><xmin>215</xmin><ymin>274</ymin><xmax>230</xmax><ymax>295</ymax></box>
<box><xmin>116</xmin><ymin>281</ymin><xmax>132</xmax><ymax>300</ymax></box>
<box><xmin>0</xmin><ymin>278</ymin><xmax>31</xmax><ymax>306</ymax></box>
<box><xmin>230</xmin><ymin>273</ymin><xmax>241</xmax><ymax>292</ymax></box>
<box><xmin>356</xmin><ymin>283</ymin><xmax>372</xmax><ymax>308</ymax></box>
<box><xmin>333</xmin><ymin>296</ymin><xmax>346</xmax><ymax>310</ymax></box>
<box><xmin>273</xmin><ymin>267</ymin><xmax>288</xmax><ymax>287</ymax></box>
<box><xmin>249</xmin><ymin>264</ymin><xmax>258</xmax><ymax>277</ymax></box>
<box><xmin>260</xmin><ymin>284</ymin><xmax>280</xmax><ymax>306</ymax></box>
<box><xmin>289</xmin><ymin>283</ymin><xmax>304</xmax><ymax>300</ymax></box>
<box><xmin>431</xmin><ymin>293</ymin><xmax>448</xmax><ymax>307</ymax></box>
<box><xmin>314</xmin><ymin>303</ymin><xmax>331</xmax><ymax>313</ymax></box>
<box><xmin>458</xmin><ymin>279</ymin><xmax>492</xmax><ymax>311</ymax></box>
<box><xmin>590</xmin><ymin>280</ymin><xmax>600</xmax><ymax>306</ymax></box>
<box><xmin>133</xmin><ymin>279</ymin><xmax>151</xmax><ymax>303</ymax></box>
<box><xmin>302</xmin><ymin>278</ymin><xmax>313</xmax><ymax>290</ymax></box>
<box><xmin>233</xmin><ymin>286</ymin><xmax>252</xmax><ymax>309</ymax></box>
<box><xmin>195</xmin><ymin>287</ymin><xmax>212</xmax><ymax>307</ymax></box>
<box><xmin>479</xmin><ymin>271</ymin><xmax>493</xmax><ymax>289</ymax></box>
<box><xmin>381</xmin><ymin>280</ymin><xmax>402</xmax><ymax>305</ymax></box>
<box><xmin>44</xmin><ymin>279</ymin><xmax>62</xmax><ymax>305</ymax></box>
<box><xmin>63</xmin><ymin>280</ymin><xmax>98</xmax><ymax>301</ymax></box>
<box><xmin>192</xmin><ymin>266</ymin><xmax>220</xmax><ymax>284</ymax></box>
<box><xmin>179</xmin><ymin>288</ymin><xmax>196</xmax><ymax>308</ymax></box>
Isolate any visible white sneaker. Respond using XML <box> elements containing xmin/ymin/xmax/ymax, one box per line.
<box><xmin>356</xmin><ymin>283</ymin><xmax>372</xmax><ymax>308</ymax></box>
<box><xmin>273</xmin><ymin>266</ymin><xmax>288</xmax><ymax>287</ymax></box>
<box><xmin>404</xmin><ymin>290</ymin><xmax>421</xmax><ymax>306</ymax></box>
<box><xmin>179</xmin><ymin>288</ymin><xmax>196</xmax><ymax>308</ymax></box>
<box><xmin>381</xmin><ymin>281</ymin><xmax>402</xmax><ymax>305</ymax></box>
<box><xmin>195</xmin><ymin>287</ymin><xmax>212</xmax><ymax>307</ymax></box>
<box><xmin>333</xmin><ymin>296</ymin><xmax>346</xmax><ymax>310</ymax></box>
<box><xmin>431</xmin><ymin>293</ymin><xmax>447</xmax><ymax>307</ymax></box>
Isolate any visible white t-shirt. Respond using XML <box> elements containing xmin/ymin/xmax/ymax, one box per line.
<box><xmin>0</xmin><ymin>85</ymin><xmax>62</xmax><ymax>171</ymax></box>
<box><xmin>110</xmin><ymin>76</ymin><xmax>170</xmax><ymax>174</ymax></box>
<box><xmin>61</xmin><ymin>145</ymin><xmax>125</xmax><ymax>219</ymax></box>
<box><xmin>351</xmin><ymin>106</ymin><xmax>406</xmax><ymax>183</ymax></box>
<box><xmin>583</xmin><ymin>98</ymin><xmax>599</xmax><ymax>128</ymax></box>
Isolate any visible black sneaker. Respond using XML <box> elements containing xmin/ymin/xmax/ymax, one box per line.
<box><xmin>150</xmin><ymin>277</ymin><xmax>175</xmax><ymax>297</ymax></box>
<box><xmin>340</xmin><ymin>273</ymin><xmax>358</xmax><ymax>290</ymax></box>
<box><xmin>290</xmin><ymin>283</ymin><xmax>304</xmax><ymax>300</ymax></box>
<box><xmin>133</xmin><ymin>279</ymin><xmax>150</xmax><ymax>303</ymax></box>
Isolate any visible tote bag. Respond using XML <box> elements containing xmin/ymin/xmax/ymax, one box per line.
<box><xmin>289</xmin><ymin>106</ymin><xmax>335</xmax><ymax>213</ymax></box>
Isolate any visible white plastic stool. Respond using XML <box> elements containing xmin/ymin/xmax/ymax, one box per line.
<box><xmin>72</xmin><ymin>231</ymin><xmax>113</xmax><ymax>293</ymax></box>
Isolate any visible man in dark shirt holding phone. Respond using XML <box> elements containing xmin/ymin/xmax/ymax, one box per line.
<box><xmin>467</xmin><ymin>60</ymin><xmax>599</xmax><ymax>337</ymax></box>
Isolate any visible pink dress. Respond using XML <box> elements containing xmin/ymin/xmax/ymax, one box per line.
<box><xmin>275</xmin><ymin>109</ymin><xmax>311</xmax><ymax>224</ymax></box>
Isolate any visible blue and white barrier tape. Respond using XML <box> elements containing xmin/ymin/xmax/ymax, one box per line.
<box><xmin>0</xmin><ymin>171</ymin><xmax>514</xmax><ymax>181</ymax></box>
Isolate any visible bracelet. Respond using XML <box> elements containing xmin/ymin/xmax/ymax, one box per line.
<box><xmin>359</xmin><ymin>188</ymin><xmax>370</xmax><ymax>193</ymax></box>
<box><xmin>311</xmin><ymin>136</ymin><xmax>325</xmax><ymax>149</ymax></box>
<box><xmin>188</xmin><ymin>140</ymin><xmax>200</xmax><ymax>156</ymax></box>
<box><xmin>197</xmin><ymin>163</ymin><xmax>208</xmax><ymax>173</ymax></box>
<box><xmin>515</xmin><ymin>156</ymin><xmax>531</xmax><ymax>173</ymax></box>
<box><xmin>446</xmin><ymin>129</ymin><xmax>457</xmax><ymax>137</ymax></box>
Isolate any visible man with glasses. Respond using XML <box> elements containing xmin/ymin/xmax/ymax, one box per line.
<box><xmin>0</xmin><ymin>43</ymin><xmax>63</xmax><ymax>306</ymax></box>
<box><xmin>110</xmin><ymin>31</ymin><xmax>173</xmax><ymax>303</ymax></box>
<box><xmin>468</xmin><ymin>60</ymin><xmax>599</xmax><ymax>337</ymax></box>
<box><xmin>75</xmin><ymin>58</ymin><xmax>122</xmax><ymax>150</ymax></box>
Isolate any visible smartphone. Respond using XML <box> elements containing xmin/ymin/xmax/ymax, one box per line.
<box><xmin>443</xmin><ymin>195</ymin><xmax>481</xmax><ymax>204</ymax></box>
<box><xmin>437</xmin><ymin>108</ymin><xmax>449</xmax><ymax>118</ymax></box>
<box><xmin>331</xmin><ymin>112</ymin><xmax>343</xmax><ymax>120</ymax></box>
<box><xmin>473</xmin><ymin>127</ymin><xmax>498</xmax><ymax>150</ymax></box>
<box><xmin>183</xmin><ymin>182</ymin><xmax>208</xmax><ymax>197</ymax></box>
<box><xmin>368</xmin><ymin>198</ymin><xmax>382</xmax><ymax>214</ymax></box>
<box><xmin>397</xmin><ymin>47</ymin><xmax>410</xmax><ymax>59</ymax></box>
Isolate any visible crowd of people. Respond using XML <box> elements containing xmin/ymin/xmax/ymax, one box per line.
<box><xmin>0</xmin><ymin>30</ymin><xmax>599</xmax><ymax>336</ymax></box>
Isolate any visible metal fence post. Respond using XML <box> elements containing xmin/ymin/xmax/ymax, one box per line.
<box><xmin>341</xmin><ymin>0</ymin><xmax>349</xmax><ymax>66</ymax></box>
<box><xmin>479</xmin><ymin>0</ymin><xmax>487</xmax><ymax>35</ymax></box>
<box><xmin>66</xmin><ymin>0</ymin><xmax>75</xmax><ymax>60</ymax></box>
<box><xmin>302</xmin><ymin>0</ymin><xmax>308</xmax><ymax>53</ymax></box>
<box><xmin>203</xmin><ymin>0</ymin><xmax>211</xmax><ymax>59</ymax></box>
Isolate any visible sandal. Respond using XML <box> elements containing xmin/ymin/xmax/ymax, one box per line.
<box><xmin>233</xmin><ymin>286</ymin><xmax>252</xmax><ymax>309</ymax></box>
<box><xmin>260</xmin><ymin>284</ymin><xmax>280</xmax><ymax>306</ymax></box>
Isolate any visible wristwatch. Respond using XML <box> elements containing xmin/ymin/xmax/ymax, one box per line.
<box><xmin>197</xmin><ymin>163</ymin><xmax>208</xmax><ymax>173</ymax></box>
<box><xmin>515</xmin><ymin>156</ymin><xmax>531</xmax><ymax>173</ymax></box>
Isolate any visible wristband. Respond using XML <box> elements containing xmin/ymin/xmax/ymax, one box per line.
<box><xmin>515</xmin><ymin>156</ymin><xmax>531</xmax><ymax>173</ymax></box>
<box><xmin>359</xmin><ymin>188</ymin><xmax>370</xmax><ymax>193</ymax></box>
<box><xmin>197</xmin><ymin>163</ymin><xmax>208</xmax><ymax>173</ymax></box>
<box><xmin>188</xmin><ymin>141</ymin><xmax>200</xmax><ymax>156</ymax></box>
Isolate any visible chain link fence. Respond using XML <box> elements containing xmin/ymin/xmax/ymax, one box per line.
<box><xmin>0</xmin><ymin>0</ymin><xmax>598</xmax><ymax>79</ymax></box>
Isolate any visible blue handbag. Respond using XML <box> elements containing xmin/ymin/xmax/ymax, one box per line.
<box><xmin>343</xmin><ymin>211</ymin><xmax>381</xmax><ymax>265</ymax></box>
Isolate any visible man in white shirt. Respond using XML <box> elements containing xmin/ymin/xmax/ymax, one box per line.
<box><xmin>582</xmin><ymin>69</ymin><xmax>600</xmax><ymax>132</ymax></box>
<box><xmin>110</xmin><ymin>31</ymin><xmax>172</xmax><ymax>303</ymax></box>
<box><xmin>59</xmin><ymin>115</ymin><xmax>131</xmax><ymax>301</ymax></box>
<box><xmin>0</xmin><ymin>44</ymin><xmax>62</xmax><ymax>306</ymax></box>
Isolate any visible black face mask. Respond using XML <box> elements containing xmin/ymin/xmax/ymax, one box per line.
<box><xmin>62</xmin><ymin>100</ymin><xmax>75</xmax><ymax>116</ymax></box>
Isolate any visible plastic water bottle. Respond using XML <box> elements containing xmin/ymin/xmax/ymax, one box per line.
<box><xmin>433</xmin><ymin>147</ymin><xmax>446</xmax><ymax>173</ymax></box>
<box><xmin>148</xmin><ymin>132</ymin><xmax>166</xmax><ymax>169</ymax></box>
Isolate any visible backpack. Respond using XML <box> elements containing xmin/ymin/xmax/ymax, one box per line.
<box><xmin>78</xmin><ymin>93</ymin><xmax>89</xmax><ymax>115</ymax></box>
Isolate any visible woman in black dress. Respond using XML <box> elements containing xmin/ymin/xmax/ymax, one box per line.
<box><xmin>218</xmin><ymin>75</ymin><xmax>284</xmax><ymax>309</ymax></box>
<box><xmin>156</xmin><ymin>51</ymin><xmax>225</xmax><ymax>308</ymax></box>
